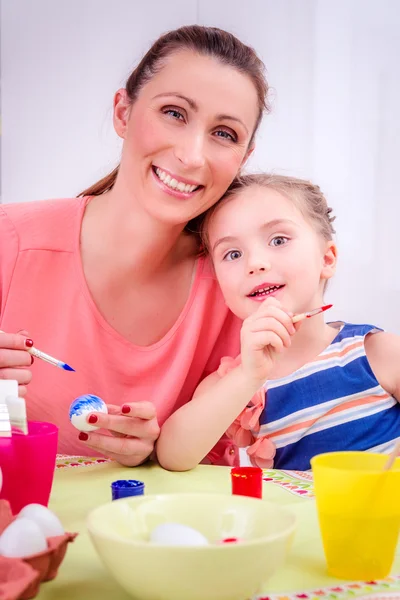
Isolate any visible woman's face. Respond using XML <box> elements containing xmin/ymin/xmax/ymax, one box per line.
<box><xmin>113</xmin><ymin>49</ymin><xmax>260</xmax><ymax>226</ymax></box>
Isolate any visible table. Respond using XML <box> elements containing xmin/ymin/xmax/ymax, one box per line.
<box><xmin>35</xmin><ymin>456</ymin><xmax>400</xmax><ymax>600</ymax></box>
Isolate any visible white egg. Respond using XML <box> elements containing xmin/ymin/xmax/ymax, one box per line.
<box><xmin>18</xmin><ymin>504</ymin><xmax>64</xmax><ymax>537</ymax></box>
<box><xmin>0</xmin><ymin>518</ymin><xmax>47</xmax><ymax>558</ymax></box>
<box><xmin>150</xmin><ymin>523</ymin><xmax>209</xmax><ymax>546</ymax></box>
<box><xmin>69</xmin><ymin>394</ymin><xmax>108</xmax><ymax>432</ymax></box>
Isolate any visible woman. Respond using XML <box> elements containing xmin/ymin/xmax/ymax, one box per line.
<box><xmin>0</xmin><ymin>25</ymin><xmax>269</xmax><ymax>466</ymax></box>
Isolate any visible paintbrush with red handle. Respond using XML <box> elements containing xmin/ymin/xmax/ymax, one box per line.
<box><xmin>292</xmin><ymin>304</ymin><xmax>333</xmax><ymax>324</ymax></box>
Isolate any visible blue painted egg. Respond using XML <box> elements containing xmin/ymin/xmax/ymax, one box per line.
<box><xmin>69</xmin><ymin>394</ymin><xmax>108</xmax><ymax>432</ymax></box>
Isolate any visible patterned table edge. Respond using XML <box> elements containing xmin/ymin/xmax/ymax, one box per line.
<box><xmin>254</xmin><ymin>575</ymin><xmax>400</xmax><ymax>600</ymax></box>
<box><xmin>56</xmin><ymin>454</ymin><xmax>113</xmax><ymax>468</ymax></box>
<box><xmin>262</xmin><ymin>468</ymin><xmax>315</xmax><ymax>498</ymax></box>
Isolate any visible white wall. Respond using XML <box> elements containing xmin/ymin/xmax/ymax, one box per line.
<box><xmin>1</xmin><ymin>0</ymin><xmax>197</xmax><ymax>199</ymax></box>
<box><xmin>2</xmin><ymin>0</ymin><xmax>400</xmax><ymax>332</ymax></box>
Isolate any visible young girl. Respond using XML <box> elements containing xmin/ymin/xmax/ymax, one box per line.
<box><xmin>156</xmin><ymin>174</ymin><xmax>400</xmax><ymax>471</ymax></box>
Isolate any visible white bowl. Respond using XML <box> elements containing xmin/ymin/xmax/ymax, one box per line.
<box><xmin>87</xmin><ymin>493</ymin><xmax>296</xmax><ymax>600</ymax></box>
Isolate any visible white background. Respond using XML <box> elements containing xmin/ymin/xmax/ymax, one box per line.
<box><xmin>1</xmin><ymin>0</ymin><xmax>400</xmax><ymax>332</ymax></box>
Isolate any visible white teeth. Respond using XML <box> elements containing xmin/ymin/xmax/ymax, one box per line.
<box><xmin>156</xmin><ymin>168</ymin><xmax>166</xmax><ymax>182</ymax></box>
<box><xmin>154</xmin><ymin>167</ymin><xmax>199</xmax><ymax>193</ymax></box>
<box><xmin>250</xmin><ymin>285</ymin><xmax>282</xmax><ymax>297</ymax></box>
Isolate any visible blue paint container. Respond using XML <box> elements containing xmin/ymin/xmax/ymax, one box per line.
<box><xmin>111</xmin><ymin>479</ymin><xmax>145</xmax><ymax>500</ymax></box>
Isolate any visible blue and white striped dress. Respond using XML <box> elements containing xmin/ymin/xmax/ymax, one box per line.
<box><xmin>257</xmin><ymin>322</ymin><xmax>400</xmax><ymax>470</ymax></box>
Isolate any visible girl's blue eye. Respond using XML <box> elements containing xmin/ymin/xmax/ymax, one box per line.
<box><xmin>270</xmin><ymin>236</ymin><xmax>289</xmax><ymax>247</ymax></box>
<box><xmin>224</xmin><ymin>250</ymin><xmax>242</xmax><ymax>261</ymax></box>
<box><xmin>214</xmin><ymin>130</ymin><xmax>237</xmax><ymax>142</ymax></box>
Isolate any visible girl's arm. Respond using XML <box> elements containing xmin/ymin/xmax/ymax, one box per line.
<box><xmin>156</xmin><ymin>365</ymin><xmax>263</xmax><ymax>471</ymax></box>
<box><xmin>365</xmin><ymin>331</ymin><xmax>400</xmax><ymax>400</ymax></box>
<box><xmin>156</xmin><ymin>298</ymin><xmax>295</xmax><ymax>471</ymax></box>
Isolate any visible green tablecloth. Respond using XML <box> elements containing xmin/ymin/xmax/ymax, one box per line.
<box><xmin>34</xmin><ymin>457</ymin><xmax>400</xmax><ymax>600</ymax></box>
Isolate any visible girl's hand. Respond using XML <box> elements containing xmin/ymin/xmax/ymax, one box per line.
<box><xmin>240</xmin><ymin>297</ymin><xmax>297</xmax><ymax>385</ymax></box>
<box><xmin>77</xmin><ymin>402</ymin><xmax>160</xmax><ymax>467</ymax></box>
<box><xmin>0</xmin><ymin>330</ymin><xmax>33</xmax><ymax>396</ymax></box>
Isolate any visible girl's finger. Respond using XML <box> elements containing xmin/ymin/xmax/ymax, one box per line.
<box><xmin>246</xmin><ymin>317</ymin><xmax>292</xmax><ymax>348</ymax></box>
<box><xmin>251</xmin><ymin>331</ymin><xmax>285</xmax><ymax>354</ymax></box>
<box><xmin>253</xmin><ymin>305</ymin><xmax>295</xmax><ymax>335</ymax></box>
<box><xmin>294</xmin><ymin>320</ymin><xmax>303</xmax><ymax>332</ymax></box>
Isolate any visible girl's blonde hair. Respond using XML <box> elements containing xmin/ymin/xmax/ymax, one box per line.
<box><xmin>200</xmin><ymin>173</ymin><xmax>336</xmax><ymax>252</ymax></box>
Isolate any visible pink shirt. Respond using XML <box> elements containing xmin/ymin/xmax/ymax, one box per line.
<box><xmin>0</xmin><ymin>197</ymin><xmax>241</xmax><ymax>458</ymax></box>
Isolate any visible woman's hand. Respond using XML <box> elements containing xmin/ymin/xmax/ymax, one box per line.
<box><xmin>0</xmin><ymin>330</ymin><xmax>33</xmax><ymax>396</ymax></box>
<box><xmin>240</xmin><ymin>297</ymin><xmax>297</xmax><ymax>385</ymax></box>
<box><xmin>77</xmin><ymin>401</ymin><xmax>160</xmax><ymax>467</ymax></box>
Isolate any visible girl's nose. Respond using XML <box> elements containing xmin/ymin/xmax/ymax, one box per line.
<box><xmin>248</xmin><ymin>260</ymin><xmax>271</xmax><ymax>276</ymax></box>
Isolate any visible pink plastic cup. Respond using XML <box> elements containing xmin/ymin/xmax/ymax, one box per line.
<box><xmin>0</xmin><ymin>421</ymin><xmax>58</xmax><ymax>514</ymax></box>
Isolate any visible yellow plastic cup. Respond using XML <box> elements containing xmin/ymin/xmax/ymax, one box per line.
<box><xmin>311</xmin><ymin>451</ymin><xmax>400</xmax><ymax>580</ymax></box>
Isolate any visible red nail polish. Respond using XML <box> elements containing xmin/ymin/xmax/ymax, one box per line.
<box><xmin>121</xmin><ymin>405</ymin><xmax>130</xmax><ymax>414</ymax></box>
<box><xmin>79</xmin><ymin>432</ymin><xmax>89</xmax><ymax>441</ymax></box>
<box><xmin>88</xmin><ymin>414</ymin><xmax>98</xmax><ymax>424</ymax></box>
<box><xmin>30</xmin><ymin>355</ymin><xmax>35</xmax><ymax>365</ymax></box>
<box><xmin>25</xmin><ymin>339</ymin><xmax>34</xmax><ymax>348</ymax></box>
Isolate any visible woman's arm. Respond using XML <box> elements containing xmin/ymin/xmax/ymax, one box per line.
<box><xmin>365</xmin><ymin>331</ymin><xmax>400</xmax><ymax>400</ymax></box>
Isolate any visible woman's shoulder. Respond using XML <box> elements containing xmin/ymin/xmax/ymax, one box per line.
<box><xmin>0</xmin><ymin>197</ymin><xmax>86</xmax><ymax>252</ymax></box>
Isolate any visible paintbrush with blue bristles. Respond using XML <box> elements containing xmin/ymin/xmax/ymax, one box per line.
<box><xmin>0</xmin><ymin>330</ymin><xmax>75</xmax><ymax>372</ymax></box>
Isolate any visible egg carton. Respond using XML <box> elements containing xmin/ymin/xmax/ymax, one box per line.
<box><xmin>0</xmin><ymin>500</ymin><xmax>77</xmax><ymax>600</ymax></box>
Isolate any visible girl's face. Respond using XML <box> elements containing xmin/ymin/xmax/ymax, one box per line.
<box><xmin>207</xmin><ymin>185</ymin><xmax>337</xmax><ymax>320</ymax></box>
<box><xmin>113</xmin><ymin>49</ymin><xmax>259</xmax><ymax>226</ymax></box>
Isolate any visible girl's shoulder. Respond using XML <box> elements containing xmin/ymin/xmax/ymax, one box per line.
<box><xmin>328</xmin><ymin>321</ymin><xmax>383</xmax><ymax>343</ymax></box>
<box><xmin>329</xmin><ymin>320</ymin><xmax>400</xmax><ymax>399</ymax></box>
<box><xmin>364</xmin><ymin>329</ymin><xmax>400</xmax><ymax>398</ymax></box>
